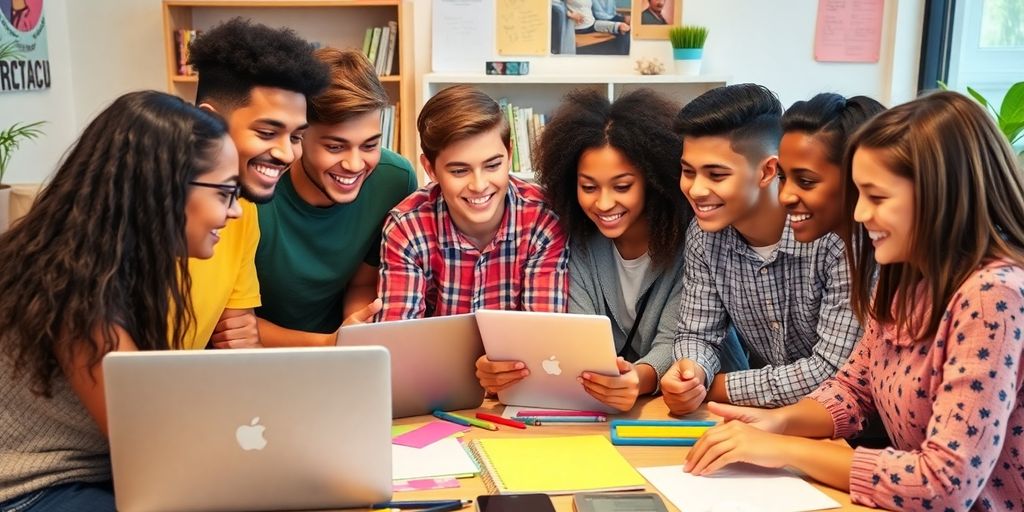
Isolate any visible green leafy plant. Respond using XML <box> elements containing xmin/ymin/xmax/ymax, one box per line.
<box><xmin>668</xmin><ymin>26</ymin><xmax>709</xmax><ymax>50</ymax></box>
<box><xmin>0</xmin><ymin>40</ymin><xmax>46</xmax><ymax>185</ymax></box>
<box><xmin>941</xmin><ymin>80</ymin><xmax>1024</xmax><ymax>155</ymax></box>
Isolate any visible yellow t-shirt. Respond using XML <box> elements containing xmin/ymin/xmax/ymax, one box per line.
<box><xmin>181</xmin><ymin>199</ymin><xmax>262</xmax><ymax>349</ymax></box>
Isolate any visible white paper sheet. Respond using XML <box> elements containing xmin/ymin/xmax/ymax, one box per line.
<box><xmin>638</xmin><ymin>464</ymin><xmax>841</xmax><ymax>512</ymax></box>
<box><xmin>431</xmin><ymin>0</ymin><xmax>495</xmax><ymax>72</ymax></box>
<box><xmin>391</xmin><ymin>437</ymin><xmax>479</xmax><ymax>481</ymax></box>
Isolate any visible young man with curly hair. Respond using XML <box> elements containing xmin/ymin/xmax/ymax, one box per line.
<box><xmin>255</xmin><ymin>49</ymin><xmax>417</xmax><ymax>346</ymax></box>
<box><xmin>532</xmin><ymin>89</ymin><xmax>747</xmax><ymax>412</ymax></box>
<box><xmin>185</xmin><ymin>18</ymin><xmax>330</xmax><ymax>350</ymax></box>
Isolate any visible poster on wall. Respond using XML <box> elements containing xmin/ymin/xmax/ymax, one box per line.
<box><xmin>553</xmin><ymin>0</ymin><xmax>632</xmax><ymax>56</ymax></box>
<box><xmin>0</xmin><ymin>0</ymin><xmax>51</xmax><ymax>92</ymax></box>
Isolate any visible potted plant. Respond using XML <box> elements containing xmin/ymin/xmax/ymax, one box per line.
<box><xmin>964</xmin><ymin>81</ymin><xmax>1024</xmax><ymax>161</ymax></box>
<box><xmin>668</xmin><ymin>25</ymin><xmax>708</xmax><ymax>76</ymax></box>
<box><xmin>0</xmin><ymin>41</ymin><xmax>45</xmax><ymax>233</ymax></box>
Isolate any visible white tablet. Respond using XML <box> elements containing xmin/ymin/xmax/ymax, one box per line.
<box><xmin>474</xmin><ymin>309</ymin><xmax>620</xmax><ymax>414</ymax></box>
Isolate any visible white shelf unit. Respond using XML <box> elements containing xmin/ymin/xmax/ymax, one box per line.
<box><xmin>420</xmin><ymin>73</ymin><xmax>730</xmax><ymax>180</ymax></box>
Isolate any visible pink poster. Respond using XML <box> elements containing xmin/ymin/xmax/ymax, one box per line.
<box><xmin>814</xmin><ymin>0</ymin><xmax>885</xmax><ymax>63</ymax></box>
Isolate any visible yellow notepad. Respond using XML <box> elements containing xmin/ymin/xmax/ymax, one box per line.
<box><xmin>468</xmin><ymin>435</ymin><xmax>646</xmax><ymax>495</ymax></box>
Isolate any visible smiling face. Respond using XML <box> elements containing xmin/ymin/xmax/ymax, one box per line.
<box><xmin>777</xmin><ymin>132</ymin><xmax>845</xmax><ymax>242</ymax></box>
<box><xmin>295</xmin><ymin>110</ymin><xmax>383</xmax><ymax>206</ymax></box>
<box><xmin>222</xmin><ymin>86</ymin><xmax>309</xmax><ymax>203</ymax></box>
<box><xmin>422</xmin><ymin>127</ymin><xmax>511</xmax><ymax>249</ymax></box>
<box><xmin>679</xmin><ymin>135</ymin><xmax>766</xmax><ymax>233</ymax></box>
<box><xmin>852</xmin><ymin>147</ymin><xmax>915</xmax><ymax>265</ymax></box>
<box><xmin>185</xmin><ymin>135</ymin><xmax>242</xmax><ymax>259</ymax></box>
<box><xmin>577</xmin><ymin>145</ymin><xmax>647</xmax><ymax>250</ymax></box>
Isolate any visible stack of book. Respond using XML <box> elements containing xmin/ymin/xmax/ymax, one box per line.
<box><xmin>379</xmin><ymin>103</ymin><xmax>399</xmax><ymax>152</ymax></box>
<box><xmin>173</xmin><ymin>29</ymin><xmax>200</xmax><ymax>76</ymax></box>
<box><xmin>361</xmin><ymin>21</ymin><xmax>399</xmax><ymax>76</ymax></box>
<box><xmin>497</xmin><ymin>99</ymin><xmax>547</xmax><ymax>177</ymax></box>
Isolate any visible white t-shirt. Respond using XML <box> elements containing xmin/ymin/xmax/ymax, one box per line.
<box><xmin>751</xmin><ymin>242</ymin><xmax>780</xmax><ymax>261</ymax></box>
<box><xmin>614</xmin><ymin>248</ymin><xmax>652</xmax><ymax>333</ymax></box>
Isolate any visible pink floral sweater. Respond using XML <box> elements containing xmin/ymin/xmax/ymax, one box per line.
<box><xmin>809</xmin><ymin>260</ymin><xmax>1024</xmax><ymax>511</ymax></box>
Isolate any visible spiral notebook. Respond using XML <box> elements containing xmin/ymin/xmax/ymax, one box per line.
<box><xmin>468</xmin><ymin>435</ymin><xmax>646</xmax><ymax>495</ymax></box>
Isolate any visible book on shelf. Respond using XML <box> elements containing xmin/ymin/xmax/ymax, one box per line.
<box><xmin>378</xmin><ymin>104</ymin><xmax>399</xmax><ymax>151</ymax></box>
<box><xmin>174</xmin><ymin>29</ymin><xmax>199</xmax><ymax>76</ymax></box>
<box><xmin>375</xmin><ymin>25</ymin><xmax>390</xmax><ymax>75</ymax></box>
<box><xmin>383</xmin><ymin>20</ymin><xmax>398</xmax><ymax>76</ymax></box>
<box><xmin>497</xmin><ymin>99</ymin><xmax>546</xmax><ymax>176</ymax></box>
<box><xmin>361</xmin><ymin>22</ymin><xmax>399</xmax><ymax>77</ymax></box>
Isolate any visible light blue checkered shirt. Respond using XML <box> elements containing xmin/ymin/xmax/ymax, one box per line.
<box><xmin>673</xmin><ymin>218</ymin><xmax>863</xmax><ymax>407</ymax></box>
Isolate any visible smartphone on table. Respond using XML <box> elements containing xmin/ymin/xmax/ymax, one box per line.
<box><xmin>477</xmin><ymin>494</ymin><xmax>556</xmax><ymax>512</ymax></box>
<box><xmin>573</xmin><ymin>492</ymin><xmax>669</xmax><ymax>512</ymax></box>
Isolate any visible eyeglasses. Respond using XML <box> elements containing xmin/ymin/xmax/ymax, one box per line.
<box><xmin>190</xmin><ymin>180</ymin><xmax>241</xmax><ymax>207</ymax></box>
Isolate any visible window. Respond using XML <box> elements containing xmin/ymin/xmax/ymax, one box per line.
<box><xmin>946</xmin><ymin>0</ymin><xmax>1024</xmax><ymax>106</ymax></box>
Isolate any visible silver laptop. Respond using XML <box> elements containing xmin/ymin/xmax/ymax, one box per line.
<box><xmin>474</xmin><ymin>309</ymin><xmax>620</xmax><ymax>414</ymax></box>
<box><xmin>338</xmin><ymin>314</ymin><xmax>485</xmax><ymax>418</ymax></box>
<box><xmin>104</xmin><ymin>347</ymin><xmax>393</xmax><ymax>512</ymax></box>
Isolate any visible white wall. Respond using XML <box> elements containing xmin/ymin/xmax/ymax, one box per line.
<box><xmin>0</xmin><ymin>0</ymin><xmax>77</xmax><ymax>184</ymax></box>
<box><xmin>4</xmin><ymin>0</ymin><xmax>925</xmax><ymax>184</ymax></box>
<box><xmin>411</xmin><ymin>0</ymin><xmax>925</xmax><ymax>112</ymax></box>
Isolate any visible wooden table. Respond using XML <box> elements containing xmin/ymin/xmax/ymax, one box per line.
<box><xmin>376</xmin><ymin>397</ymin><xmax>877</xmax><ymax>512</ymax></box>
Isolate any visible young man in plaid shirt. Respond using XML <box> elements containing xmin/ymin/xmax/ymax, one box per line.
<box><xmin>374</xmin><ymin>85</ymin><xmax>569</xmax><ymax>393</ymax></box>
<box><xmin>661</xmin><ymin>84</ymin><xmax>863</xmax><ymax>414</ymax></box>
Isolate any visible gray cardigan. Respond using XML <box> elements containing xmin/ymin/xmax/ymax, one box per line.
<box><xmin>568</xmin><ymin>233</ymin><xmax>683</xmax><ymax>378</ymax></box>
<box><xmin>568</xmin><ymin>232</ymin><xmax>748</xmax><ymax>379</ymax></box>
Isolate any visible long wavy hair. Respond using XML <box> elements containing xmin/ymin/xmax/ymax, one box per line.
<box><xmin>536</xmin><ymin>88</ymin><xmax>689</xmax><ymax>267</ymax></box>
<box><xmin>845</xmin><ymin>91</ymin><xmax>1024</xmax><ymax>335</ymax></box>
<box><xmin>0</xmin><ymin>90</ymin><xmax>229</xmax><ymax>396</ymax></box>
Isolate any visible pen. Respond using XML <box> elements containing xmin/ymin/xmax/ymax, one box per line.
<box><xmin>476</xmin><ymin>412</ymin><xmax>527</xmax><ymax>429</ymax></box>
<box><xmin>371</xmin><ymin>499</ymin><xmax>472</xmax><ymax>509</ymax></box>
<box><xmin>447</xmin><ymin>412</ymin><xmax>499</xmax><ymax>431</ymax></box>
<box><xmin>432</xmin><ymin>410</ymin><xmax>471</xmax><ymax>427</ymax></box>
<box><xmin>515</xmin><ymin>415</ymin><xmax>607</xmax><ymax>423</ymax></box>
<box><xmin>516</xmin><ymin>409</ymin><xmax>609</xmax><ymax>417</ymax></box>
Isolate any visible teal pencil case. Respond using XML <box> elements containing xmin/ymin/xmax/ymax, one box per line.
<box><xmin>609</xmin><ymin>419</ymin><xmax>717</xmax><ymax>446</ymax></box>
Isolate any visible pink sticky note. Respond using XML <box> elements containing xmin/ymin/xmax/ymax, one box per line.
<box><xmin>814</xmin><ymin>0</ymin><xmax>884</xmax><ymax>63</ymax></box>
<box><xmin>392</xmin><ymin>421</ymin><xmax>469</xmax><ymax>448</ymax></box>
<box><xmin>393</xmin><ymin>477</ymin><xmax>461</xmax><ymax>492</ymax></box>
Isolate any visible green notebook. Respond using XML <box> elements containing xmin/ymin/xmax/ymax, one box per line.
<box><xmin>468</xmin><ymin>435</ymin><xmax>646</xmax><ymax>495</ymax></box>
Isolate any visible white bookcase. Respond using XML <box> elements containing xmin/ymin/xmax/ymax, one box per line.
<box><xmin>420</xmin><ymin>73</ymin><xmax>729</xmax><ymax>180</ymax></box>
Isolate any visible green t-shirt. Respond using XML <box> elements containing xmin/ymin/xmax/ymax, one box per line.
<box><xmin>255</xmin><ymin>149</ymin><xmax>417</xmax><ymax>333</ymax></box>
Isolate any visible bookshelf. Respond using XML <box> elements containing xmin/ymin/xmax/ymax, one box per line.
<box><xmin>162</xmin><ymin>0</ymin><xmax>411</xmax><ymax>156</ymax></box>
<box><xmin>421</xmin><ymin>73</ymin><xmax>729</xmax><ymax>180</ymax></box>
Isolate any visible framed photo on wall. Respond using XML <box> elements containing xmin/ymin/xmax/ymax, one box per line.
<box><xmin>631</xmin><ymin>0</ymin><xmax>682</xmax><ymax>39</ymax></box>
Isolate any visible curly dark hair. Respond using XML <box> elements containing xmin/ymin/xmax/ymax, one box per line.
<box><xmin>189</xmin><ymin>17</ymin><xmax>330</xmax><ymax>111</ymax></box>
<box><xmin>0</xmin><ymin>90</ymin><xmax>229</xmax><ymax>396</ymax></box>
<box><xmin>536</xmin><ymin>88</ymin><xmax>690</xmax><ymax>267</ymax></box>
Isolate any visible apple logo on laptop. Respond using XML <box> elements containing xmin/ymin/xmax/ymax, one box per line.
<box><xmin>541</xmin><ymin>356</ymin><xmax>562</xmax><ymax>376</ymax></box>
<box><xmin>236</xmin><ymin>417</ymin><xmax>267</xmax><ymax>451</ymax></box>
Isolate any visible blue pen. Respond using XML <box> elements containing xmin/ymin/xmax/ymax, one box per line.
<box><xmin>432</xmin><ymin>409</ymin><xmax>472</xmax><ymax>427</ymax></box>
<box><xmin>371</xmin><ymin>499</ymin><xmax>472</xmax><ymax>509</ymax></box>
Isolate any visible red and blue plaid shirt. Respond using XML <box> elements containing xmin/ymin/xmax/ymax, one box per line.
<box><xmin>376</xmin><ymin>177</ymin><xmax>569</xmax><ymax>321</ymax></box>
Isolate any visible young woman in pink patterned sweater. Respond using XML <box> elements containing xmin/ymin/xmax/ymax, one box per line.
<box><xmin>683</xmin><ymin>91</ymin><xmax>1024</xmax><ymax>511</ymax></box>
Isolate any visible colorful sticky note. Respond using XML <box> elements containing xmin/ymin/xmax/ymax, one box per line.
<box><xmin>393</xmin><ymin>421</ymin><xmax>470</xmax><ymax>448</ymax></box>
<box><xmin>393</xmin><ymin>477</ymin><xmax>461</xmax><ymax>492</ymax></box>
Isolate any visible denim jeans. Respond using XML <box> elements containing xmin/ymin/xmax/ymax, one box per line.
<box><xmin>0</xmin><ymin>482</ymin><xmax>115</xmax><ymax>512</ymax></box>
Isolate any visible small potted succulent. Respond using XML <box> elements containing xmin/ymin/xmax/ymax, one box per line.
<box><xmin>668</xmin><ymin>25</ymin><xmax>708</xmax><ymax>76</ymax></box>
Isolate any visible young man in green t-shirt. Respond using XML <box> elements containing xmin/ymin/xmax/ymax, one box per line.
<box><xmin>255</xmin><ymin>48</ymin><xmax>417</xmax><ymax>346</ymax></box>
